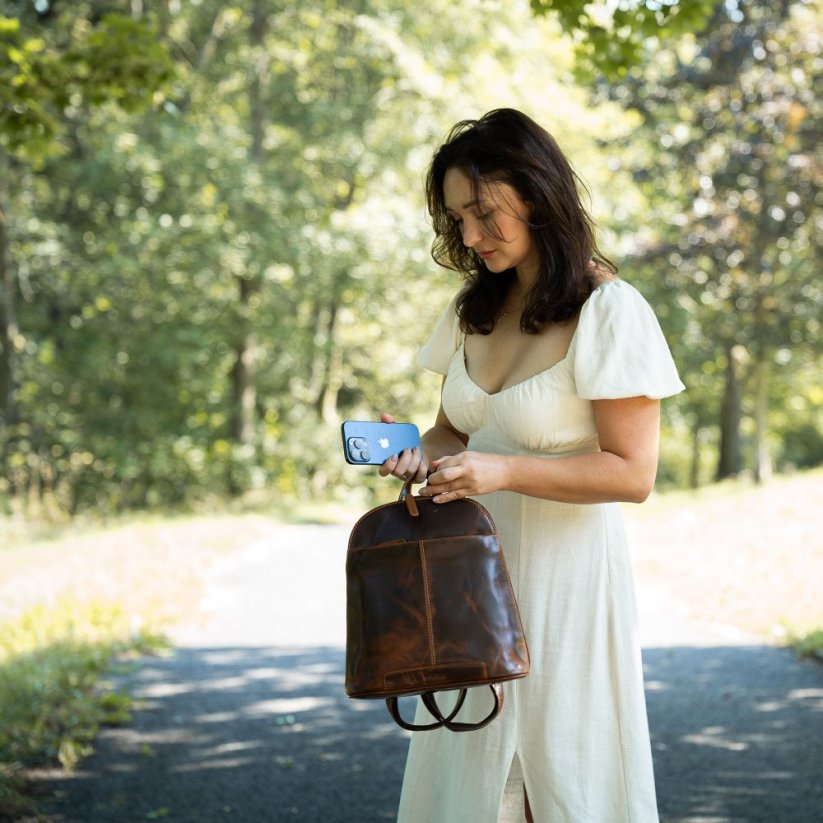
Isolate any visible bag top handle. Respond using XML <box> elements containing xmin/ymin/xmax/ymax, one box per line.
<box><xmin>399</xmin><ymin>475</ymin><xmax>419</xmax><ymax>517</ymax></box>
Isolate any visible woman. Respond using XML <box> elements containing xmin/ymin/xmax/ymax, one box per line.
<box><xmin>381</xmin><ymin>109</ymin><xmax>684</xmax><ymax>822</ymax></box>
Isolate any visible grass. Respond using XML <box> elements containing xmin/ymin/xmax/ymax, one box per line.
<box><xmin>0</xmin><ymin>501</ymin><xmax>357</xmax><ymax>819</ymax></box>
<box><xmin>788</xmin><ymin>628</ymin><xmax>823</xmax><ymax>660</ymax></box>
<box><xmin>0</xmin><ymin>598</ymin><xmax>168</xmax><ymax>819</ymax></box>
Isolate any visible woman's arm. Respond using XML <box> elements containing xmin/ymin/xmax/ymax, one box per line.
<box><xmin>422</xmin><ymin>404</ymin><xmax>469</xmax><ymax>460</ymax></box>
<box><xmin>418</xmin><ymin>396</ymin><xmax>661</xmax><ymax>505</ymax></box>
<box><xmin>380</xmin><ymin>381</ymin><xmax>468</xmax><ymax>482</ymax></box>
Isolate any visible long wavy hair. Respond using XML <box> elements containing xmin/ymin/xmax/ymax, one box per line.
<box><xmin>426</xmin><ymin>108</ymin><xmax>616</xmax><ymax>334</ymax></box>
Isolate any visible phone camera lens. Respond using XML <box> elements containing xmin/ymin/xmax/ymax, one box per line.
<box><xmin>346</xmin><ymin>437</ymin><xmax>371</xmax><ymax>462</ymax></box>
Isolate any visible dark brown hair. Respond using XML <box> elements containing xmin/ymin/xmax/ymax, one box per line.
<box><xmin>426</xmin><ymin>108</ymin><xmax>616</xmax><ymax>334</ymax></box>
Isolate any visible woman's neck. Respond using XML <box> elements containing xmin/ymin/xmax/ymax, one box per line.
<box><xmin>512</xmin><ymin>265</ymin><xmax>538</xmax><ymax>301</ymax></box>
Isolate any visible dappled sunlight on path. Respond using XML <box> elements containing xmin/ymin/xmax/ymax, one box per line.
<box><xmin>17</xmin><ymin>497</ymin><xmax>823</xmax><ymax>822</ymax></box>
<box><xmin>37</xmin><ymin>646</ymin><xmax>407</xmax><ymax>822</ymax></box>
<box><xmin>643</xmin><ymin>644</ymin><xmax>823</xmax><ymax>822</ymax></box>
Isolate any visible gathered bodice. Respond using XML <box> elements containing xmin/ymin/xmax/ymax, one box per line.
<box><xmin>442</xmin><ymin>340</ymin><xmax>599</xmax><ymax>455</ymax></box>
<box><xmin>418</xmin><ymin>280</ymin><xmax>685</xmax><ymax>457</ymax></box>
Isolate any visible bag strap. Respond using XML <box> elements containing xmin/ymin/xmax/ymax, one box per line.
<box><xmin>385</xmin><ymin>691</ymin><xmax>464</xmax><ymax>732</ymax></box>
<box><xmin>398</xmin><ymin>475</ymin><xmax>419</xmax><ymax>517</ymax></box>
<box><xmin>385</xmin><ymin>684</ymin><xmax>504</xmax><ymax>733</ymax></box>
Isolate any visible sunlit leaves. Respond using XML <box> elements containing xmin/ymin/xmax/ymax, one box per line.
<box><xmin>614</xmin><ymin>0</ymin><xmax>823</xmax><ymax>479</ymax></box>
<box><xmin>530</xmin><ymin>0</ymin><xmax>719</xmax><ymax>79</ymax></box>
<box><xmin>5</xmin><ymin>0</ymin><xmax>818</xmax><ymax>510</ymax></box>
<box><xmin>0</xmin><ymin>11</ymin><xmax>173</xmax><ymax>162</ymax></box>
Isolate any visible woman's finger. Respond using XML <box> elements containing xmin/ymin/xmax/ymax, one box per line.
<box><xmin>429</xmin><ymin>465</ymin><xmax>461</xmax><ymax>485</ymax></box>
<box><xmin>400</xmin><ymin>448</ymin><xmax>425</xmax><ymax>481</ymax></box>
<box><xmin>393</xmin><ymin>448</ymin><xmax>416</xmax><ymax>478</ymax></box>
<box><xmin>413</xmin><ymin>452</ymin><xmax>429</xmax><ymax>483</ymax></box>
<box><xmin>379</xmin><ymin>453</ymin><xmax>399</xmax><ymax>477</ymax></box>
<box><xmin>432</xmin><ymin>488</ymin><xmax>462</xmax><ymax>504</ymax></box>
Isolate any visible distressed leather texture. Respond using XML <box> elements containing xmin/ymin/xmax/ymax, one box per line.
<box><xmin>345</xmin><ymin>481</ymin><xmax>529</xmax><ymax>730</ymax></box>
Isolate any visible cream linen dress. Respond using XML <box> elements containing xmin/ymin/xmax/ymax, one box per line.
<box><xmin>396</xmin><ymin>280</ymin><xmax>685</xmax><ymax>823</ymax></box>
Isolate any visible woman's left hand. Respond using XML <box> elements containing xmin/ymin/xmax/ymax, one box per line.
<box><xmin>418</xmin><ymin>451</ymin><xmax>508</xmax><ymax>503</ymax></box>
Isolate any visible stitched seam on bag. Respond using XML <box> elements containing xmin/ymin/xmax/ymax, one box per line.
<box><xmin>346</xmin><ymin>498</ymin><xmax>498</xmax><ymax>554</ymax></box>
<box><xmin>348</xmin><ymin>533</ymin><xmax>495</xmax><ymax>552</ymax></box>
<box><xmin>418</xmin><ymin>540</ymin><xmax>436</xmax><ymax>666</ymax></box>
<box><xmin>385</xmin><ymin>661</ymin><xmax>489</xmax><ymax>678</ymax></box>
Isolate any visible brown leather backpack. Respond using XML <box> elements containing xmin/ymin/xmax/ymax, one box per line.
<box><xmin>345</xmin><ymin>477</ymin><xmax>530</xmax><ymax>732</ymax></box>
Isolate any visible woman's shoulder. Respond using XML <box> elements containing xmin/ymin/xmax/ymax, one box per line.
<box><xmin>582</xmin><ymin>276</ymin><xmax>638</xmax><ymax>312</ymax></box>
<box><xmin>416</xmin><ymin>289</ymin><xmax>465</xmax><ymax>375</ymax></box>
<box><xmin>572</xmin><ymin>276</ymin><xmax>685</xmax><ymax>399</ymax></box>
<box><xmin>576</xmin><ymin>277</ymin><xmax>666</xmax><ymax>338</ymax></box>
<box><xmin>589</xmin><ymin>262</ymin><xmax>618</xmax><ymax>289</ymax></box>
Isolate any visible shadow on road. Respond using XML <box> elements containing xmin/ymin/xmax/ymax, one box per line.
<box><xmin>33</xmin><ymin>643</ymin><xmax>823</xmax><ymax>823</ymax></box>
<box><xmin>644</xmin><ymin>644</ymin><xmax>823</xmax><ymax>823</ymax></box>
<box><xmin>37</xmin><ymin>646</ymin><xmax>409</xmax><ymax>823</ymax></box>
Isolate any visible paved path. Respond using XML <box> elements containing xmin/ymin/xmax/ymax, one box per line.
<box><xmin>33</xmin><ymin>524</ymin><xmax>823</xmax><ymax>822</ymax></box>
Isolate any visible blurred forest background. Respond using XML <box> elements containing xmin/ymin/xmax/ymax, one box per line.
<box><xmin>1</xmin><ymin>0</ymin><xmax>821</xmax><ymax>518</ymax></box>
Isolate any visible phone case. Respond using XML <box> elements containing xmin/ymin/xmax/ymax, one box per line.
<box><xmin>341</xmin><ymin>421</ymin><xmax>422</xmax><ymax>466</ymax></box>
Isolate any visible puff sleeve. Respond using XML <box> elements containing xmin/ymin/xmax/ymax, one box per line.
<box><xmin>571</xmin><ymin>280</ymin><xmax>685</xmax><ymax>400</ymax></box>
<box><xmin>416</xmin><ymin>293</ymin><xmax>463</xmax><ymax>376</ymax></box>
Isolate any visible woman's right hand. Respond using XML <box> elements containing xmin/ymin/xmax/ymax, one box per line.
<box><xmin>377</xmin><ymin>412</ymin><xmax>429</xmax><ymax>483</ymax></box>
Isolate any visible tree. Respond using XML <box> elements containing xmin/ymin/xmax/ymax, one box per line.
<box><xmin>608</xmin><ymin>0</ymin><xmax>822</xmax><ymax>481</ymax></box>
<box><xmin>530</xmin><ymin>0</ymin><xmax>718</xmax><ymax>79</ymax></box>
<box><xmin>5</xmin><ymin>0</ymin><xmax>599</xmax><ymax>510</ymax></box>
<box><xmin>0</xmin><ymin>1</ymin><xmax>173</xmax><ymax>504</ymax></box>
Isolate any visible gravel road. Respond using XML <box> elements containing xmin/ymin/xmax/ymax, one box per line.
<box><xmin>32</xmin><ymin>522</ymin><xmax>823</xmax><ymax>823</ymax></box>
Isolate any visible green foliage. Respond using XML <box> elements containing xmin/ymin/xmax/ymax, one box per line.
<box><xmin>4</xmin><ymin>0</ymin><xmax>600</xmax><ymax>513</ymax></box>
<box><xmin>791</xmin><ymin>628</ymin><xmax>823</xmax><ymax>659</ymax></box>
<box><xmin>0</xmin><ymin>7</ymin><xmax>174</xmax><ymax>162</ymax></box>
<box><xmin>530</xmin><ymin>0</ymin><xmax>718</xmax><ymax>79</ymax></box>
<box><xmin>603</xmin><ymin>0</ymin><xmax>823</xmax><ymax>483</ymax></box>
<box><xmin>0</xmin><ymin>0</ymin><xmax>819</xmax><ymax>515</ymax></box>
<box><xmin>0</xmin><ymin>760</ymin><xmax>30</xmax><ymax>820</ymax></box>
<box><xmin>0</xmin><ymin>598</ymin><xmax>166</xmax><ymax>817</ymax></box>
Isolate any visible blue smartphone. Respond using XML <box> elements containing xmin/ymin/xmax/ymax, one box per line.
<box><xmin>341</xmin><ymin>420</ymin><xmax>422</xmax><ymax>466</ymax></box>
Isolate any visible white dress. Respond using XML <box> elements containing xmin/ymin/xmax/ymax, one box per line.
<box><xmin>396</xmin><ymin>280</ymin><xmax>685</xmax><ymax>823</ymax></box>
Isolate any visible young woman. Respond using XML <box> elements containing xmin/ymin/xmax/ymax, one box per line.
<box><xmin>381</xmin><ymin>109</ymin><xmax>684</xmax><ymax>822</ymax></box>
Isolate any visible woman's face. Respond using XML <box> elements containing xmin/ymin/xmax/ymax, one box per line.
<box><xmin>443</xmin><ymin>166</ymin><xmax>539</xmax><ymax>282</ymax></box>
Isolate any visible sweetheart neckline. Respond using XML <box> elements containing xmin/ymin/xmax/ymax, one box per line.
<box><xmin>458</xmin><ymin>340</ymin><xmax>571</xmax><ymax>397</ymax></box>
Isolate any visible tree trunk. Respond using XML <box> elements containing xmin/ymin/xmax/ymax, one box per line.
<box><xmin>314</xmin><ymin>301</ymin><xmax>343</xmax><ymax>424</ymax></box>
<box><xmin>248</xmin><ymin>0</ymin><xmax>267</xmax><ymax>158</ymax></box>
<box><xmin>752</xmin><ymin>350</ymin><xmax>772</xmax><ymax>484</ymax></box>
<box><xmin>230</xmin><ymin>277</ymin><xmax>257</xmax><ymax>446</ymax></box>
<box><xmin>716</xmin><ymin>343</ymin><xmax>744</xmax><ymax>480</ymax></box>
<box><xmin>156</xmin><ymin>0</ymin><xmax>170</xmax><ymax>36</ymax></box>
<box><xmin>689</xmin><ymin>419</ymin><xmax>701</xmax><ymax>489</ymax></box>
<box><xmin>0</xmin><ymin>149</ymin><xmax>18</xmax><ymax>428</ymax></box>
<box><xmin>228</xmin><ymin>0</ymin><xmax>268</xmax><ymax>447</ymax></box>
<box><xmin>230</xmin><ymin>335</ymin><xmax>257</xmax><ymax>445</ymax></box>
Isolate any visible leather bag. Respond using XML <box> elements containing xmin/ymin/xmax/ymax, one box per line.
<box><xmin>345</xmin><ymin>477</ymin><xmax>530</xmax><ymax>732</ymax></box>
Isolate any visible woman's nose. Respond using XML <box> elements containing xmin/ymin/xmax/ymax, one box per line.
<box><xmin>461</xmin><ymin>218</ymin><xmax>483</xmax><ymax>248</ymax></box>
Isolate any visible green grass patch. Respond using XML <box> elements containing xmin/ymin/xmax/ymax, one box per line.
<box><xmin>0</xmin><ymin>598</ymin><xmax>168</xmax><ymax>819</ymax></box>
<box><xmin>790</xmin><ymin>628</ymin><xmax>823</xmax><ymax>660</ymax></box>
